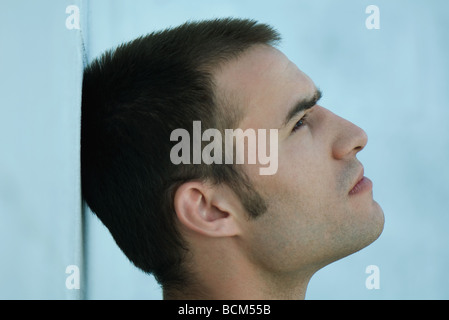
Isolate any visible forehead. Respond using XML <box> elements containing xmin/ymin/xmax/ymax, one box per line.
<box><xmin>213</xmin><ymin>45</ymin><xmax>316</xmax><ymax>130</ymax></box>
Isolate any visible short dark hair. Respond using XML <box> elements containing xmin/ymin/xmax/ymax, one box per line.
<box><xmin>81</xmin><ymin>18</ymin><xmax>281</xmax><ymax>290</ymax></box>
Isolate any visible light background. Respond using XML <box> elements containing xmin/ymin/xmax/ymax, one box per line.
<box><xmin>0</xmin><ymin>0</ymin><xmax>448</xmax><ymax>299</ymax></box>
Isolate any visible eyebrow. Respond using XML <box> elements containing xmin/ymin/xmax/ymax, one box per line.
<box><xmin>282</xmin><ymin>88</ymin><xmax>322</xmax><ymax>128</ymax></box>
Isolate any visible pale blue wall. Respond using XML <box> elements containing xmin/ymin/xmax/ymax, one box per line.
<box><xmin>1</xmin><ymin>0</ymin><xmax>448</xmax><ymax>299</ymax></box>
<box><xmin>0</xmin><ymin>0</ymin><xmax>85</xmax><ymax>299</ymax></box>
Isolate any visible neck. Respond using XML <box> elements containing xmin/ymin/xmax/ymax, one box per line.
<box><xmin>164</xmin><ymin>269</ymin><xmax>312</xmax><ymax>300</ymax></box>
<box><xmin>163</xmin><ymin>240</ymin><xmax>314</xmax><ymax>300</ymax></box>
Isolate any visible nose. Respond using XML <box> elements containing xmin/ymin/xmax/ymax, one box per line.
<box><xmin>330</xmin><ymin>111</ymin><xmax>368</xmax><ymax>160</ymax></box>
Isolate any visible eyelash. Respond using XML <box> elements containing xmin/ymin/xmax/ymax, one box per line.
<box><xmin>292</xmin><ymin>113</ymin><xmax>309</xmax><ymax>133</ymax></box>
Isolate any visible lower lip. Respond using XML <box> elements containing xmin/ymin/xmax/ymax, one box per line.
<box><xmin>349</xmin><ymin>176</ymin><xmax>373</xmax><ymax>195</ymax></box>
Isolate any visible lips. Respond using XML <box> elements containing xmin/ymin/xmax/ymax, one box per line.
<box><xmin>349</xmin><ymin>167</ymin><xmax>373</xmax><ymax>195</ymax></box>
<box><xmin>351</xmin><ymin>168</ymin><xmax>364</xmax><ymax>190</ymax></box>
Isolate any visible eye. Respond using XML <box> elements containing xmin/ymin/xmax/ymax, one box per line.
<box><xmin>292</xmin><ymin>113</ymin><xmax>309</xmax><ymax>133</ymax></box>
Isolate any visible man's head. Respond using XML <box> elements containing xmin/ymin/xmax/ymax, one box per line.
<box><xmin>212</xmin><ymin>44</ymin><xmax>384</xmax><ymax>278</ymax></box>
<box><xmin>81</xmin><ymin>17</ymin><xmax>384</xmax><ymax>297</ymax></box>
<box><xmin>82</xmin><ymin>18</ymin><xmax>279</xmax><ymax>289</ymax></box>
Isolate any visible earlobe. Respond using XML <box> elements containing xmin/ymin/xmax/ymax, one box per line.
<box><xmin>174</xmin><ymin>181</ymin><xmax>240</xmax><ymax>238</ymax></box>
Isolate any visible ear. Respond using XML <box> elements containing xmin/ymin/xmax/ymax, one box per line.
<box><xmin>174</xmin><ymin>181</ymin><xmax>241</xmax><ymax>238</ymax></box>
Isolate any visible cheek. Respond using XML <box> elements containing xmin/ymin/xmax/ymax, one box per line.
<box><xmin>242</xmin><ymin>191</ymin><xmax>340</xmax><ymax>273</ymax></box>
<box><xmin>249</xmin><ymin>134</ymin><xmax>339</xmax><ymax>223</ymax></box>
<box><xmin>275</xmin><ymin>140</ymin><xmax>332</xmax><ymax>199</ymax></box>
<box><xmin>241</xmin><ymin>145</ymin><xmax>350</xmax><ymax>270</ymax></box>
<box><xmin>242</xmin><ymin>166</ymin><xmax>331</xmax><ymax>270</ymax></box>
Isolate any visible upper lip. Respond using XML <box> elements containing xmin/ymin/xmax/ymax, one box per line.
<box><xmin>349</xmin><ymin>167</ymin><xmax>364</xmax><ymax>193</ymax></box>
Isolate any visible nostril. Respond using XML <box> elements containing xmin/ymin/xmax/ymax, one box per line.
<box><xmin>332</xmin><ymin>124</ymin><xmax>368</xmax><ymax>160</ymax></box>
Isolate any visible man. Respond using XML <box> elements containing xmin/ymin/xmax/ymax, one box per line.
<box><xmin>81</xmin><ymin>18</ymin><xmax>384</xmax><ymax>299</ymax></box>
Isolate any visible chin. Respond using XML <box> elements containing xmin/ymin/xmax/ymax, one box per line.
<box><xmin>313</xmin><ymin>205</ymin><xmax>385</xmax><ymax>273</ymax></box>
<box><xmin>369</xmin><ymin>200</ymin><xmax>385</xmax><ymax>242</ymax></box>
<box><xmin>334</xmin><ymin>200</ymin><xmax>385</xmax><ymax>264</ymax></box>
<box><xmin>353</xmin><ymin>199</ymin><xmax>385</xmax><ymax>254</ymax></box>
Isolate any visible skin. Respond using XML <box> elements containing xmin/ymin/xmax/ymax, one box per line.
<box><xmin>169</xmin><ymin>44</ymin><xmax>384</xmax><ymax>300</ymax></box>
